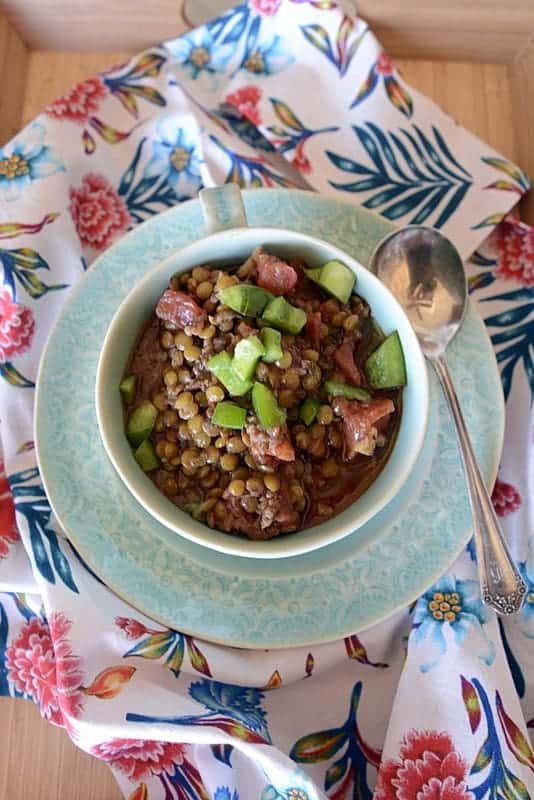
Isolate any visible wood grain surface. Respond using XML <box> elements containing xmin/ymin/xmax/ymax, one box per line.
<box><xmin>0</xmin><ymin>14</ymin><xmax>28</xmax><ymax>144</ymax></box>
<box><xmin>1</xmin><ymin>0</ymin><xmax>534</xmax><ymax>60</ymax></box>
<box><xmin>1</xmin><ymin>29</ymin><xmax>533</xmax><ymax>800</ymax></box>
<box><xmin>511</xmin><ymin>37</ymin><xmax>534</xmax><ymax>224</ymax></box>
<box><xmin>0</xmin><ymin>0</ymin><xmax>188</xmax><ymax>52</ymax></box>
<box><xmin>0</xmin><ymin>698</ymin><xmax>122</xmax><ymax>799</ymax></box>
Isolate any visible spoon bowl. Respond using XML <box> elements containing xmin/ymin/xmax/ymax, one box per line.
<box><xmin>370</xmin><ymin>226</ymin><xmax>466</xmax><ymax>356</ymax></box>
<box><xmin>370</xmin><ymin>225</ymin><xmax>527</xmax><ymax>616</ymax></box>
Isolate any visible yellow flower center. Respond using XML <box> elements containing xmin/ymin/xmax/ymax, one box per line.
<box><xmin>245</xmin><ymin>51</ymin><xmax>265</xmax><ymax>73</ymax></box>
<box><xmin>190</xmin><ymin>47</ymin><xmax>210</xmax><ymax>68</ymax></box>
<box><xmin>170</xmin><ymin>146</ymin><xmax>191</xmax><ymax>172</ymax></box>
<box><xmin>288</xmin><ymin>790</ymin><xmax>308</xmax><ymax>800</ymax></box>
<box><xmin>0</xmin><ymin>154</ymin><xmax>30</xmax><ymax>180</ymax></box>
<box><xmin>428</xmin><ymin>591</ymin><xmax>462</xmax><ymax>622</ymax></box>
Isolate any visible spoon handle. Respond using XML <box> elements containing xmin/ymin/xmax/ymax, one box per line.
<box><xmin>432</xmin><ymin>355</ymin><xmax>527</xmax><ymax>615</ymax></box>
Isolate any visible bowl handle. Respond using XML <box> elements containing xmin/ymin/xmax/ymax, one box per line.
<box><xmin>199</xmin><ymin>185</ymin><xmax>248</xmax><ymax>234</ymax></box>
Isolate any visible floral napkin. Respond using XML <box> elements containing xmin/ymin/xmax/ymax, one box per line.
<box><xmin>0</xmin><ymin>2</ymin><xmax>533</xmax><ymax>799</ymax></box>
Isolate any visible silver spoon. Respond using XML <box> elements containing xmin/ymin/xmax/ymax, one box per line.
<box><xmin>370</xmin><ymin>225</ymin><xmax>527</xmax><ymax>616</ymax></box>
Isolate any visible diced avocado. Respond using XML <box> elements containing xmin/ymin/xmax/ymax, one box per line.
<box><xmin>127</xmin><ymin>400</ymin><xmax>158</xmax><ymax>447</ymax></box>
<box><xmin>252</xmin><ymin>382</ymin><xmax>287</xmax><ymax>429</ymax></box>
<box><xmin>233</xmin><ymin>335</ymin><xmax>265</xmax><ymax>381</ymax></box>
<box><xmin>324</xmin><ymin>381</ymin><xmax>371</xmax><ymax>402</ymax></box>
<box><xmin>218</xmin><ymin>284</ymin><xmax>272</xmax><ymax>316</ymax></box>
<box><xmin>304</xmin><ymin>267</ymin><xmax>322</xmax><ymax>284</ymax></box>
<box><xmin>261</xmin><ymin>297</ymin><xmax>307</xmax><ymax>334</ymax></box>
<box><xmin>299</xmin><ymin>396</ymin><xmax>320</xmax><ymax>426</ymax></box>
<box><xmin>120</xmin><ymin>374</ymin><xmax>137</xmax><ymax>405</ymax></box>
<box><xmin>134</xmin><ymin>438</ymin><xmax>160</xmax><ymax>472</ymax></box>
<box><xmin>207</xmin><ymin>352</ymin><xmax>253</xmax><ymax>397</ymax></box>
<box><xmin>212</xmin><ymin>401</ymin><xmax>247</xmax><ymax>429</ymax></box>
<box><xmin>364</xmin><ymin>331</ymin><xmax>407</xmax><ymax>388</ymax></box>
<box><xmin>305</xmin><ymin>260</ymin><xmax>356</xmax><ymax>304</ymax></box>
<box><xmin>260</xmin><ymin>327</ymin><xmax>283</xmax><ymax>364</ymax></box>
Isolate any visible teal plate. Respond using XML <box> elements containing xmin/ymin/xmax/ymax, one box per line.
<box><xmin>35</xmin><ymin>190</ymin><xmax>503</xmax><ymax>649</ymax></box>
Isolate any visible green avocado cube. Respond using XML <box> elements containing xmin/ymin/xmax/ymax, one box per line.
<box><xmin>299</xmin><ymin>396</ymin><xmax>320</xmax><ymax>426</ymax></box>
<box><xmin>305</xmin><ymin>260</ymin><xmax>356</xmax><ymax>304</ymax></box>
<box><xmin>218</xmin><ymin>284</ymin><xmax>273</xmax><ymax>316</ymax></box>
<box><xmin>260</xmin><ymin>327</ymin><xmax>283</xmax><ymax>364</ymax></box>
<box><xmin>252</xmin><ymin>382</ymin><xmax>286</xmax><ymax>429</ymax></box>
<box><xmin>364</xmin><ymin>331</ymin><xmax>407</xmax><ymax>388</ymax></box>
<box><xmin>119</xmin><ymin>374</ymin><xmax>137</xmax><ymax>405</ymax></box>
<box><xmin>233</xmin><ymin>335</ymin><xmax>265</xmax><ymax>381</ymax></box>
<box><xmin>212</xmin><ymin>401</ymin><xmax>247</xmax><ymax>429</ymax></box>
<box><xmin>261</xmin><ymin>297</ymin><xmax>307</xmax><ymax>334</ymax></box>
<box><xmin>127</xmin><ymin>400</ymin><xmax>158</xmax><ymax>447</ymax></box>
<box><xmin>323</xmin><ymin>381</ymin><xmax>371</xmax><ymax>402</ymax></box>
<box><xmin>134</xmin><ymin>438</ymin><xmax>160</xmax><ymax>472</ymax></box>
<box><xmin>207</xmin><ymin>352</ymin><xmax>253</xmax><ymax>397</ymax></box>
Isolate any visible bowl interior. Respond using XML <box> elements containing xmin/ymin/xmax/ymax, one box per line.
<box><xmin>96</xmin><ymin>227</ymin><xmax>429</xmax><ymax>559</ymax></box>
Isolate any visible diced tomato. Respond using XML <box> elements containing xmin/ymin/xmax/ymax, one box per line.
<box><xmin>306</xmin><ymin>312</ymin><xmax>322</xmax><ymax>349</ymax></box>
<box><xmin>269</xmin><ymin>433</ymin><xmax>295</xmax><ymax>462</ymax></box>
<box><xmin>156</xmin><ymin>290</ymin><xmax>206</xmax><ymax>328</ymax></box>
<box><xmin>334</xmin><ymin>340</ymin><xmax>362</xmax><ymax>386</ymax></box>
<box><xmin>334</xmin><ymin>397</ymin><xmax>395</xmax><ymax>459</ymax></box>
<box><xmin>247</xmin><ymin>423</ymin><xmax>295</xmax><ymax>466</ymax></box>
<box><xmin>256</xmin><ymin>253</ymin><xmax>298</xmax><ymax>296</ymax></box>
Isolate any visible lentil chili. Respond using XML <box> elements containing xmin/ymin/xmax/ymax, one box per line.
<box><xmin>122</xmin><ymin>249</ymin><xmax>406</xmax><ymax>540</ymax></box>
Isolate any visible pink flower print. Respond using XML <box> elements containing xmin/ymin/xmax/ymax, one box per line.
<box><xmin>69</xmin><ymin>173</ymin><xmax>130</xmax><ymax>251</ymax></box>
<box><xmin>250</xmin><ymin>0</ymin><xmax>282</xmax><ymax>15</ymax></box>
<box><xmin>0</xmin><ymin>461</ymin><xmax>18</xmax><ymax>559</ymax></box>
<box><xmin>115</xmin><ymin>616</ymin><xmax>151</xmax><ymax>640</ymax></box>
<box><xmin>92</xmin><ymin>738</ymin><xmax>186</xmax><ymax>782</ymax></box>
<box><xmin>291</xmin><ymin>140</ymin><xmax>312</xmax><ymax>174</ymax></box>
<box><xmin>375</xmin><ymin>53</ymin><xmax>395</xmax><ymax>76</ymax></box>
<box><xmin>225</xmin><ymin>85</ymin><xmax>262</xmax><ymax>126</ymax></box>
<box><xmin>375</xmin><ymin>729</ymin><xmax>471</xmax><ymax>800</ymax></box>
<box><xmin>6</xmin><ymin>613</ymin><xmax>84</xmax><ymax>727</ymax></box>
<box><xmin>45</xmin><ymin>77</ymin><xmax>108</xmax><ymax>124</ymax></box>
<box><xmin>493</xmin><ymin>219</ymin><xmax>534</xmax><ymax>287</ymax></box>
<box><xmin>0</xmin><ymin>290</ymin><xmax>35</xmax><ymax>362</ymax></box>
<box><xmin>492</xmin><ymin>478</ymin><xmax>522</xmax><ymax>517</ymax></box>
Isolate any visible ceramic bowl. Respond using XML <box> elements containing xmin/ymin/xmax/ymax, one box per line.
<box><xmin>95</xmin><ymin>185</ymin><xmax>429</xmax><ymax>558</ymax></box>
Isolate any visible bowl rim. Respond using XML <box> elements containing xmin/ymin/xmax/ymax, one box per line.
<box><xmin>95</xmin><ymin>225</ymin><xmax>430</xmax><ymax>559</ymax></box>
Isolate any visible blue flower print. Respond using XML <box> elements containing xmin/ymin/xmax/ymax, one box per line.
<box><xmin>189</xmin><ymin>678</ymin><xmax>269</xmax><ymax>738</ymax></box>
<box><xmin>0</xmin><ymin>122</ymin><xmax>64</xmax><ymax>201</ymax></box>
<box><xmin>261</xmin><ymin>783</ymin><xmax>315</xmax><ymax>800</ymax></box>
<box><xmin>167</xmin><ymin>28</ymin><xmax>234</xmax><ymax>79</ymax></box>
<box><xmin>411</xmin><ymin>576</ymin><xmax>495</xmax><ymax>672</ymax></box>
<box><xmin>215</xmin><ymin>788</ymin><xmax>239</xmax><ymax>800</ymax></box>
<box><xmin>518</xmin><ymin>536</ymin><xmax>534</xmax><ymax>638</ymax></box>
<box><xmin>143</xmin><ymin>118</ymin><xmax>201</xmax><ymax>195</ymax></box>
<box><xmin>238</xmin><ymin>32</ymin><xmax>293</xmax><ymax>76</ymax></box>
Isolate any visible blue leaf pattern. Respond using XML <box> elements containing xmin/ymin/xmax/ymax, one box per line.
<box><xmin>327</xmin><ymin>122</ymin><xmax>472</xmax><ymax>227</ymax></box>
<box><xmin>481</xmin><ymin>298</ymin><xmax>534</xmax><ymax>401</ymax></box>
<box><xmin>0</xmin><ymin>602</ymin><xmax>9</xmax><ymax>696</ymax></box>
<box><xmin>9</xmin><ymin>468</ymin><xmax>79</xmax><ymax>593</ymax></box>
<box><xmin>211</xmin><ymin>744</ymin><xmax>234</xmax><ymax>767</ymax></box>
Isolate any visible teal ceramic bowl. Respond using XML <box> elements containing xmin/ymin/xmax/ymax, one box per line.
<box><xmin>95</xmin><ymin>186</ymin><xmax>429</xmax><ymax>558</ymax></box>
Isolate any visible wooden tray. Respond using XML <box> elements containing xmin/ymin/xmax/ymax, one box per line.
<box><xmin>0</xmin><ymin>0</ymin><xmax>533</xmax><ymax>223</ymax></box>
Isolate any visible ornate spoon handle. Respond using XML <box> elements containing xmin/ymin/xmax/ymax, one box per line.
<box><xmin>432</xmin><ymin>355</ymin><xmax>527</xmax><ymax>615</ymax></box>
